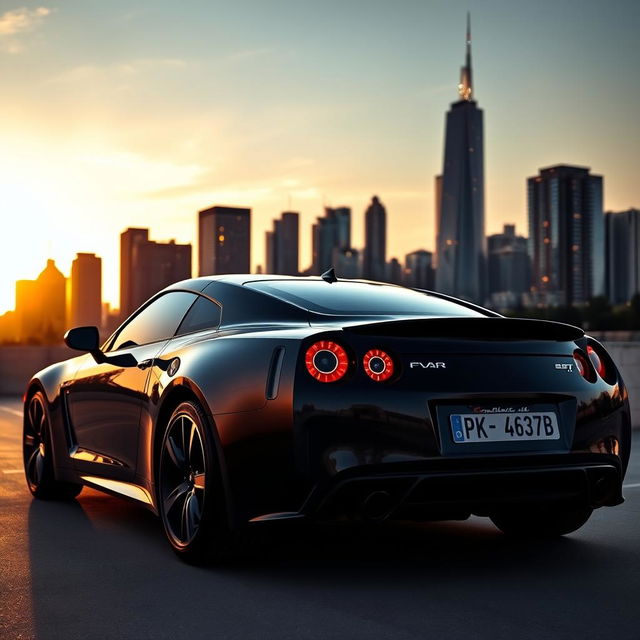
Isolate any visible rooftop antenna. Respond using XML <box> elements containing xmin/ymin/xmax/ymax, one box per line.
<box><xmin>321</xmin><ymin>267</ymin><xmax>338</xmax><ymax>283</ymax></box>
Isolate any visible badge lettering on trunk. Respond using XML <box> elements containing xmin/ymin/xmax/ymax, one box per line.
<box><xmin>410</xmin><ymin>362</ymin><xmax>446</xmax><ymax>369</ymax></box>
<box><xmin>555</xmin><ymin>363</ymin><xmax>573</xmax><ymax>372</ymax></box>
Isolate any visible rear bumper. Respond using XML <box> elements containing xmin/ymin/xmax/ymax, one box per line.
<box><xmin>299</xmin><ymin>453</ymin><xmax>624</xmax><ymax>522</ymax></box>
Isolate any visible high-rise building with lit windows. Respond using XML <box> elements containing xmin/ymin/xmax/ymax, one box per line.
<box><xmin>435</xmin><ymin>15</ymin><xmax>486</xmax><ymax>303</ymax></box>
<box><xmin>198</xmin><ymin>206</ymin><xmax>251</xmax><ymax>276</ymax></box>
<box><xmin>527</xmin><ymin>165</ymin><xmax>604</xmax><ymax>306</ymax></box>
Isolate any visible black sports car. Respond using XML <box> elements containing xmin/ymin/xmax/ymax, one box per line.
<box><xmin>23</xmin><ymin>273</ymin><xmax>631</xmax><ymax>562</ymax></box>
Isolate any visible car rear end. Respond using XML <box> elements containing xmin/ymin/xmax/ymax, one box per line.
<box><xmin>292</xmin><ymin>317</ymin><xmax>630</xmax><ymax>524</ymax></box>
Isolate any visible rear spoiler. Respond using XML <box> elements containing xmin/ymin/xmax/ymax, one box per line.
<box><xmin>343</xmin><ymin>317</ymin><xmax>584</xmax><ymax>342</ymax></box>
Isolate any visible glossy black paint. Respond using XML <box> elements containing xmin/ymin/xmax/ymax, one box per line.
<box><xmin>26</xmin><ymin>275</ymin><xmax>631</xmax><ymax>530</ymax></box>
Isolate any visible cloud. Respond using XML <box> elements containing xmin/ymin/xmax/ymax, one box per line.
<box><xmin>0</xmin><ymin>6</ymin><xmax>50</xmax><ymax>36</ymax></box>
<box><xmin>0</xmin><ymin>6</ymin><xmax>51</xmax><ymax>54</ymax></box>
<box><xmin>47</xmin><ymin>58</ymin><xmax>187</xmax><ymax>84</ymax></box>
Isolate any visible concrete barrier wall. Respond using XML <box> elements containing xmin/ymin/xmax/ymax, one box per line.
<box><xmin>599</xmin><ymin>343</ymin><xmax>640</xmax><ymax>427</ymax></box>
<box><xmin>2</xmin><ymin>342</ymin><xmax>640</xmax><ymax>425</ymax></box>
<box><xmin>0</xmin><ymin>346</ymin><xmax>75</xmax><ymax>396</ymax></box>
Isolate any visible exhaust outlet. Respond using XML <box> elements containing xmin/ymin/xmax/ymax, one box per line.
<box><xmin>362</xmin><ymin>490</ymin><xmax>394</xmax><ymax>521</ymax></box>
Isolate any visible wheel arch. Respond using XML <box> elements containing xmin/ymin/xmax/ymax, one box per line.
<box><xmin>152</xmin><ymin>379</ymin><xmax>235</xmax><ymax>528</ymax></box>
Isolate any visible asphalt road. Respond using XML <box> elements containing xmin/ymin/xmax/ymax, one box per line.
<box><xmin>1</xmin><ymin>397</ymin><xmax>640</xmax><ymax>640</ymax></box>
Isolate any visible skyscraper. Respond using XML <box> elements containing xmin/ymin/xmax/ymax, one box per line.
<box><xmin>363</xmin><ymin>196</ymin><xmax>386</xmax><ymax>281</ymax></box>
<box><xmin>605</xmin><ymin>208</ymin><xmax>640</xmax><ymax>304</ymax></box>
<box><xmin>311</xmin><ymin>206</ymin><xmax>352</xmax><ymax>274</ymax></box>
<box><xmin>198</xmin><ymin>206</ymin><xmax>251</xmax><ymax>276</ymax></box>
<box><xmin>527</xmin><ymin>165</ymin><xmax>604</xmax><ymax>306</ymax></box>
<box><xmin>265</xmin><ymin>211</ymin><xmax>299</xmax><ymax>275</ymax></box>
<box><xmin>120</xmin><ymin>227</ymin><xmax>149</xmax><ymax>318</ymax></box>
<box><xmin>69</xmin><ymin>253</ymin><xmax>102</xmax><ymax>328</ymax></box>
<box><xmin>120</xmin><ymin>228</ymin><xmax>192</xmax><ymax>317</ymax></box>
<box><xmin>434</xmin><ymin>175</ymin><xmax>442</xmax><ymax>268</ymax></box>
<box><xmin>435</xmin><ymin>15</ymin><xmax>486</xmax><ymax>303</ymax></box>
<box><xmin>265</xmin><ymin>230</ymin><xmax>275</xmax><ymax>274</ymax></box>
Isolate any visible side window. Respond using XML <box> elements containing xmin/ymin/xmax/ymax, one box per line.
<box><xmin>109</xmin><ymin>292</ymin><xmax>197</xmax><ymax>351</ymax></box>
<box><xmin>175</xmin><ymin>296</ymin><xmax>221</xmax><ymax>336</ymax></box>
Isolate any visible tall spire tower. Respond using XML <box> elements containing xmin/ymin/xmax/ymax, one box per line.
<box><xmin>435</xmin><ymin>14</ymin><xmax>486</xmax><ymax>303</ymax></box>
<box><xmin>458</xmin><ymin>12</ymin><xmax>473</xmax><ymax>100</ymax></box>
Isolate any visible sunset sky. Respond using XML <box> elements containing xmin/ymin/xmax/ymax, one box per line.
<box><xmin>0</xmin><ymin>0</ymin><xmax>639</xmax><ymax>313</ymax></box>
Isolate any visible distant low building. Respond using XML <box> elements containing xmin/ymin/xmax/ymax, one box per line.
<box><xmin>386</xmin><ymin>258</ymin><xmax>403</xmax><ymax>285</ymax></box>
<box><xmin>404</xmin><ymin>250</ymin><xmax>435</xmax><ymax>290</ymax></box>
<box><xmin>15</xmin><ymin>259</ymin><xmax>66</xmax><ymax>344</ymax></box>
<box><xmin>487</xmin><ymin>224</ymin><xmax>530</xmax><ymax>309</ymax></box>
<box><xmin>332</xmin><ymin>247</ymin><xmax>361</xmax><ymax>279</ymax></box>
<box><xmin>0</xmin><ymin>311</ymin><xmax>17</xmax><ymax>344</ymax></box>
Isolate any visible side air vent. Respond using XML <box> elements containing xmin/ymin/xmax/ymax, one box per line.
<box><xmin>266</xmin><ymin>346</ymin><xmax>286</xmax><ymax>400</ymax></box>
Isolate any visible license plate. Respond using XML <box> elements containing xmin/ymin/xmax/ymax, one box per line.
<box><xmin>450</xmin><ymin>412</ymin><xmax>560</xmax><ymax>443</ymax></box>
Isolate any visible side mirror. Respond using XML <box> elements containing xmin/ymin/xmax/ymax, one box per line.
<box><xmin>64</xmin><ymin>326</ymin><xmax>100</xmax><ymax>353</ymax></box>
<box><xmin>63</xmin><ymin>326</ymin><xmax>138</xmax><ymax>368</ymax></box>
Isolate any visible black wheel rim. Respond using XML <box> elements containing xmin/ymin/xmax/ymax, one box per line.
<box><xmin>24</xmin><ymin>395</ymin><xmax>46</xmax><ymax>490</ymax></box>
<box><xmin>159</xmin><ymin>413</ymin><xmax>206</xmax><ymax>547</ymax></box>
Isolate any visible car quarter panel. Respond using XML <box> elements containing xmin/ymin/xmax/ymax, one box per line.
<box><xmin>141</xmin><ymin>329</ymin><xmax>310</xmax><ymax>522</ymax></box>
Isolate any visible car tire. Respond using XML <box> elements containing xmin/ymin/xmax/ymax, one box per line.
<box><xmin>23</xmin><ymin>390</ymin><xmax>83</xmax><ymax>500</ymax></box>
<box><xmin>158</xmin><ymin>400</ymin><xmax>241</xmax><ymax>564</ymax></box>
<box><xmin>490</xmin><ymin>504</ymin><xmax>593</xmax><ymax>538</ymax></box>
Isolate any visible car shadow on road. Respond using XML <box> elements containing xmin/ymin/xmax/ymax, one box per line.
<box><xmin>26</xmin><ymin>491</ymin><xmax>632</xmax><ymax>639</ymax></box>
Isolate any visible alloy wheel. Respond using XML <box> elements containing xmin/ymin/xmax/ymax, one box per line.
<box><xmin>159</xmin><ymin>412</ymin><xmax>207</xmax><ymax>547</ymax></box>
<box><xmin>24</xmin><ymin>394</ymin><xmax>47</xmax><ymax>491</ymax></box>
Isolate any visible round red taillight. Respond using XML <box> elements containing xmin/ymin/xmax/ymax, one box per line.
<box><xmin>573</xmin><ymin>351</ymin><xmax>590</xmax><ymax>379</ymax></box>
<box><xmin>305</xmin><ymin>341</ymin><xmax>349</xmax><ymax>382</ymax></box>
<box><xmin>363</xmin><ymin>349</ymin><xmax>394</xmax><ymax>382</ymax></box>
<box><xmin>587</xmin><ymin>345</ymin><xmax>606</xmax><ymax>379</ymax></box>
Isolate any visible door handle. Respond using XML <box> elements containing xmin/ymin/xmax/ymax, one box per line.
<box><xmin>137</xmin><ymin>358</ymin><xmax>154</xmax><ymax>370</ymax></box>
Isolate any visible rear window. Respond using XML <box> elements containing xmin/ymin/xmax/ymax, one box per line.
<box><xmin>246</xmin><ymin>280</ymin><xmax>485</xmax><ymax>317</ymax></box>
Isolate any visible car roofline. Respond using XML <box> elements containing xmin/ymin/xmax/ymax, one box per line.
<box><xmin>165</xmin><ymin>275</ymin><xmax>500</xmax><ymax>318</ymax></box>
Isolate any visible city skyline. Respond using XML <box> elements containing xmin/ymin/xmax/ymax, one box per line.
<box><xmin>0</xmin><ymin>1</ymin><xmax>639</xmax><ymax>313</ymax></box>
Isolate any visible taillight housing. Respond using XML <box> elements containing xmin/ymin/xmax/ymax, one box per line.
<box><xmin>363</xmin><ymin>349</ymin><xmax>395</xmax><ymax>382</ymax></box>
<box><xmin>305</xmin><ymin>341</ymin><xmax>349</xmax><ymax>382</ymax></box>
<box><xmin>587</xmin><ymin>344</ymin><xmax>606</xmax><ymax>379</ymax></box>
<box><xmin>573</xmin><ymin>350</ymin><xmax>591</xmax><ymax>380</ymax></box>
